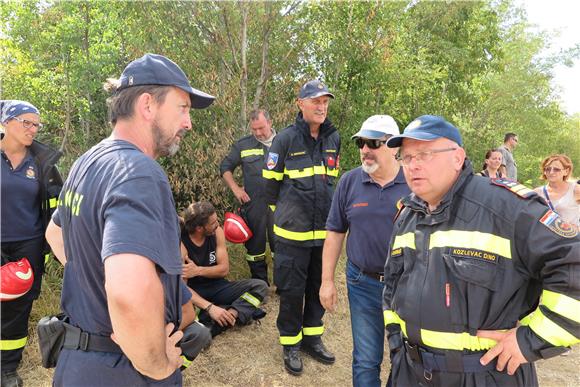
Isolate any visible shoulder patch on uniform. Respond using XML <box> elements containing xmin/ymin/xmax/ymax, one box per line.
<box><xmin>491</xmin><ymin>178</ymin><xmax>535</xmax><ymax>199</ymax></box>
<box><xmin>266</xmin><ymin>152</ymin><xmax>279</xmax><ymax>170</ymax></box>
<box><xmin>539</xmin><ymin>210</ymin><xmax>578</xmax><ymax>238</ymax></box>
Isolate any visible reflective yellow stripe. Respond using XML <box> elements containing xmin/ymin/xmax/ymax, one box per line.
<box><xmin>246</xmin><ymin>253</ymin><xmax>266</xmax><ymax>262</ymax></box>
<box><xmin>525</xmin><ymin>308</ymin><xmax>579</xmax><ymax>346</ymax></box>
<box><xmin>0</xmin><ymin>337</ymin><xmax>27</xmax><ymax>350</ymax></box>
<box><xmin>269</xmin><ymin>205</ymin><xmax>276</xmax><ymax>212</ymax></box>
<box><xmin>280</xmin><ymin>331</ymin><xmax>302</xmax><ymax>345</ymax></box>
<box><xmin>284</xmin><ymin>165</ymin><xmax>330</xmax><ymax>179</ymax></box>
<box><xmin>240</xmin><ymin>292</ymin><xmax>261</xmax><ymax>308</ymax></box>
<box><xmin>383</xmin><ymin>310</ymin><xmax>408</xmax><ymax>336</ymax></box>
<box><xmin>327</xmin><ymin>168</ymin><xmax>339</xmax><ymax>177</ymax></box>
<box><xmin>241</xmin><ymin>149</ymin><xmax>264</xmax><ymax>158</ymax></box>
<box><xmin>181</xmin><ymin>355</ymin><xmax>192</xmax><ymax>369</ymax></box>
<box><xmin>392</xmin><ymin>233</ymin><xmax>415</xmax><ymax>250</ymax></box>
<box><xmin>263</xmin><ymin>170</ymin><xmax>283</xmax><ymax>181</ymax></box>
<box><xmin>273</xmin><ymin>225</ymin><xmax>326</xmax><ymax>241</ymax></box>
<box><xmin>49</xmin><ymin>197</ymin><xmax>58</xmax><ymax>208</ymax></box>
<box><xmin>303</xmin><ymin>326</ymin><xmax>324</xmax><ymax>336</ymax></box>
<box><xmin>429</xmin><ymin>230</ymin><xmax>512</xmax><ymax>259</ymax></box>
<box><xmin>541</xmin><ymin>290</ymin><xmax>580</xmax><ymax>323</ymax></box>
<box><xmin>420</xmin><ymin>329</ymin><xmax>497</xmax><ymax>351</ymax></box>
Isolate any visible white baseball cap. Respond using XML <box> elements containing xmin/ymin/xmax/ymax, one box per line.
<box><xmin>351</xmin><ymin>115</ymin><xmax>400</xmax><ymax>139</ymax></box>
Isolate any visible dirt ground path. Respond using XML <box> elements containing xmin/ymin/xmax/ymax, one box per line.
<box><xmin>20</xmin><ymin>256</ymin><xmax>580</xmax><ymax>386</ymax></box>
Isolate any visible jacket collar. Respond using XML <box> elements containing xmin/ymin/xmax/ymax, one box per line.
<box><xmin>295</xmin><ymin>112</ymin><xmax>336</xmax><ymax>139</ymax></box>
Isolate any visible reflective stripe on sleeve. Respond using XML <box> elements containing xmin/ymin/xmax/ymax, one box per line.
<box><xmin>429</xmin><ymin>230</ymin><xmax>512</xmax><ymax>259</ymax></box>
<box><xmin>246</xmin><ymin>253</ymin><xmax>266</xmax><ymax>262</ymax></box>
<box><xmin>280</xmin><ymin>331</ymin><xmax>302</xmax><ymax>345</ymax></box>
<box><xmin>240</xmin><ymin>292</ymin><xmax>261</xmax><ymax>308</ymax></box>
<box><xmin>523</xmin><ymin>308</ymin><xmax>579</xmax><ymax>347</ymax></box>
<box><xmin>0</xmin><ymin>336</ymin><xmax>27</xmax><ymax>350</ymax></box>
<box><xmin>273</xmin><ymin>225</ymin><xmax>326</xmax><ymax>241</ymax></box>
<box><xmin>303</xmin><ymin>326</ymin><xmax>324</xmax><ymax>336</ymax></box>
<box><xmin>241</xmin><ymin>149</ymin><xmax>264</xmax><ymax>158</ymax></box>
<box><xmin>263</xmin><ymin>170</ymin><xmax>284</xmax><ymax>181</ymax></box>
<box><xmin>392</xmin><ymin>233</ymin><xmax>416</xmax><ymax>250</ymax></box>
<box><xmin>541</xmin><ymin>289</ymin><xmax>580</xmax><ymax>323</ymax></box>
<box><xmin>49</xmin><ymin>197</ymin><xmax>58</xmax><ymax>208</ymax></box>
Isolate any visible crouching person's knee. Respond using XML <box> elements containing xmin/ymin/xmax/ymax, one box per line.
<box><xmin>180</xmin><ymin>321</ymin><xmax>212</xmax><ymax>370</ymax></box>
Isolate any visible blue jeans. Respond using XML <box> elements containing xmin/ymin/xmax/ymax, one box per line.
<box><xmin>346</xmin><ymin>260</ymin><xmax>385</xmax><ymax>387</ymax></box>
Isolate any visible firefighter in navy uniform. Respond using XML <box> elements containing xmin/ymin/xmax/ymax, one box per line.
<box><xmin>263</xmin><ymin>80</ymin><xmax>340</xmax><ymax>375</ymax></box>
<box><xmin>382</xmin><ymin>115</ymin><xmax>580</xmax><ymax>387</ymax></box>
<box><xmin>220</xmin><ymin>109</ymin><xmax>276</xmax><ymax>284</ymax></box>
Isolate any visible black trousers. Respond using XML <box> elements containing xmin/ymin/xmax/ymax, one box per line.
<box><xmin>242</xmin><ymin>199</ymin><xmax>275</xmax><ymax>284</ymax></box>
<box><xmin>1</xmin><ymin>236</ymin><xmax>45</xmax><ymax>371</ymax></box>
<box><xmin>274</xmin><ymin>242</ymin><xmax>325</xmax><ymax>347</ymax></box>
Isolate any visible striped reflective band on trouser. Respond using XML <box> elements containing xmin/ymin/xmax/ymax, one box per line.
<box><xmin>429</xmin><ymin>230</ymin><xmax>512</xmax><ymax>259</ymax></box>
<box><xmin>273</xmin><ymin>225</ymin><xmax>326</xmax><ymax>241</ymax></box>
<box><xmin>241</xmin><ymin>149</ymin><xmax>264</xmax><ymax>158</ymax></box>
<box><xmin>519</xmin><ymin>290</ymin><xmax>580</xmax><ymax>347</ymax></box>
<box><xmin>280</xmin><ymin>331</ymin><xmax>303</xmax><ymax>346</ymax></box>
<box><xmin>383</xmin><ymin>310</ymin><xmax>497</xmax><ymax>351</ymax></box>
<box><xmin>0</xmin><ymin>336</ymin><xmax>27</xmax><ymax>351</ymax></box>
<box><xmin>240</xmin><ymin>292</ymin><xmax>261</xmax><ymax>308</ymax></box>
<box><xmin>303</xmin><ymin>326</ymin><xmax>324</xmax><ymax>336</ymax></box>
<box><xmin>45</xmin><ymin>253</ymin><xmax>50</xmax><ymax>264</ymax></box>
<box><xmin>246</xmin><ymin>253</ymin><xmax>266</xmax><ymax>262</ymax></box>
<box><xmin>181</xmin><ymin>355</ymin><xmax>193</xmax><ymax>369</ymax></box>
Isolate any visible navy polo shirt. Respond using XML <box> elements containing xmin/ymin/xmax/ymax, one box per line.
<box><xmin>326</xmin><ymin>167</ymin><xmax>410</xmax><ymax>273</ymax></box>
<box><xmin>1</xmin><ymin>151</ymin><xmax>43</xmax><ymax>241</ymax></box>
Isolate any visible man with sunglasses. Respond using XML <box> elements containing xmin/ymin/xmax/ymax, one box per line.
<box><xmin>382</xmin><ymin>115</ymin><xmax>579</xmax><ymax>387</ymax></box>
<box><xmin>320</xmin><ymin>115</ymin><xmax>409</xmax><ymax>387</ymax></box>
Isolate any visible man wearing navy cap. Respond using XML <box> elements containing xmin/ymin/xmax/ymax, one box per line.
<box><xmin>263</xmin><ymin>80</ymin><xmax>340</xmax><ymax>375</ymax></box>
<box><xmin>46</xmin><ymin>53</ymin><xmax>215</xmax><ymax>386</ymax></box>
<box><xmin>383</xmin><ymin>115</ymin><xmax>579</xmax><ymax>386</ymax></box>
<box><xmin>320</xmin><ymin>115</ymin><xmax>409</xmax><ymax>387</ymax></box>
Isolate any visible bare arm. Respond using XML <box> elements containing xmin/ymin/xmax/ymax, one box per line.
<box><xmin>188</xmin><ymin>285</ymin><xmax>236</xmax><ymax>327</ymax></box>
<box><xmin>45</xmin><ymin>220</ymin><xmax>67</xmax><ymax>265</ymax></box>
<box><xmin>319</xmin><ymin>231</ymin><xmax>346</xmax><ymax>313</ymax></box>
<box><xmin>105</xmin><ymin>253</ymin><xmax>183</xmax><ymax>380</ymax></box>
<box><xmin>574</xmin><ymin>184</ymin><xmax>580</xmax><ymax>204</ymax></box>
<box><xmin>222</xmin><ymin>171</ymin><xmax>250</xmax><ymax>203</ymax></box>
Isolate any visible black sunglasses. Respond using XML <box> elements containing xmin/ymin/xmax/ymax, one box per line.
<box><xmin>355</xmin><ymin>138</ymin><xmax>386</xmax><ymax>150</ymax></box>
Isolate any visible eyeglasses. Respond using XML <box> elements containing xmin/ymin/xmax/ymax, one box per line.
<box><xmin>355</xmin><ymin>138</ymin><xmax>386</xmax><ymax>150</ymax></box>
<box><xmin>396</xmin><ymin>148</ymin><xmax>457</xmax><ymax>166</ymax></box>
<box><xmin>12</xmin><ymin>117</ymin><xmax>43</xmax><ymax>130</ymax></box>
<box><xmin>544</xmin><ymin>167</ymin><xmax>563</xmax><ymax>173</ymax></box>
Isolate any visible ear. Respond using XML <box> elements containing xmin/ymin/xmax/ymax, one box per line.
<box><xmin>135</xmin><ymin>92</ymin><xmax>157</xmax><ymax>122</ymax></box>
<box><xmin>453</xmin><ymin>147</ymin><xmax>466</xmax><ymax>170</ymax></box>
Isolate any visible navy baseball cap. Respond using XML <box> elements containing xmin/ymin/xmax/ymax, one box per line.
<box><xmin>117</xmin><ymin>53</ymin><xmax>215</xmax><ymax>109</ymax></box>
<box><xmin>386</xmin><ymin>115</ymin><xmax>463</xmax><ymax>148</ymax></box>
<box><xmin>298</xmin><ymin>80</ymin><xmax>335</xmax><ymax>99</ymax></box>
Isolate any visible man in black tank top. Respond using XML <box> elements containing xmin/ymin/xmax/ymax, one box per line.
<box><xmin>180</xmin><ymin>202</ymin><xmax>268</xmax><ymax>336</ymax></box>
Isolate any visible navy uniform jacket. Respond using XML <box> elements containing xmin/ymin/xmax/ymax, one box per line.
<box><xmin>263</xmin><ymin>113</ymin><xmax>340</xmax><ymax>247</ymax></box>
<box><xmin>383</xmin><ymin>160</ymin><xmax>579</xmax><ymax>361</ymax></box>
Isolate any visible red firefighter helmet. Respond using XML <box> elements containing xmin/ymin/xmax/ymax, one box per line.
<box><xmin>224</xmin><ymin>212</ymin><xmax>253</xmax><ymax>243</ymax></box>
<box><xmin>1</xmin><ymin>258</ymin><xmax>34</xmax><ymax>301</ymax></box>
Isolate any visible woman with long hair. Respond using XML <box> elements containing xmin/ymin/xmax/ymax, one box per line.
<box><xmin>477</xmin><ymin>149</ymin><xmax>503</xmax><ymax>179</ymax></box>
<box><xmin>534</xmin><ymin>154</ymin><xmax>580</xmax><ymax>226</ymax></box>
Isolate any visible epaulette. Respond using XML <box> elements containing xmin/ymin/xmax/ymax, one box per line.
<box><xmin>393</xmin><ymin>199</ymin><xmax>405</xmax><ymax>222</ymax></box>
<box><xmin>491</xmin><ymin>178</ymin><xmax>536</xmax><ymax>199</ymax></box>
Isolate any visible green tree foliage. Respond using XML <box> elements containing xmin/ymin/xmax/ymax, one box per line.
<box><xmin>1</xmin><ymin>0</ymin><xmax>577</xmax><ymax>212</ymax></box>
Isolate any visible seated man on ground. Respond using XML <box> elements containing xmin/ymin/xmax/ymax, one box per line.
<box><xmin>180</xmin><ymin>201</ymin><xmax>268</xmax><ymax>336</ymax></box>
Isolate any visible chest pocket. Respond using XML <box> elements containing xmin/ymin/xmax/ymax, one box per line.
<box><xmin>285</xmin><ymin>154</ymin><xmax>314</xmax><ymax>191</ymax></box>
<box><xmin>442</xmin><ymin>250</ymin><xmax>500</xmax><ymax>291</ymax></box>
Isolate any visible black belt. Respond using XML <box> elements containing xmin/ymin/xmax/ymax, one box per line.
<box><xmin>63</xmin><ymin>324</ymin><xmax>123</xmax><ymax>354</ymax></box>
<box><xmin>404</xmin><ymin>340</ymin><xmax>496</xmax><ymax>377</ymax></box>
<box><xmin>351</xmin><ymin>261</ymin><xmax>384</xmax><ymax>282</ymax></box>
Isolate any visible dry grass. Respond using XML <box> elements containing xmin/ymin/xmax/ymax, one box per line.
<box><xmin>19</xmin><ymin>248</ymin><xmax>580</xmax><ymax>387</ymax></box>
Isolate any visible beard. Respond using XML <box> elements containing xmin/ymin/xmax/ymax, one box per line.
<box><xmin>361</xmin><ymin>153</ymin><xmax>379</xmax><ymax>174</ymax></box>
<box><xmin>152</xmin><ymin>119</ymin><xmax>183</xmax><ymax>157</ymax></box>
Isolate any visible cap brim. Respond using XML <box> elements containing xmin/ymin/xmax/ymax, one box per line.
<box><xmin>302</xmin><ymin>91</ymin><xmax>335</xmax><ymax>99</ymax></box>
<box><xmin>351</xmin><ymin>129</ymin><xmax>389</xmax><ymax>140</ymax></box>
<box><xmin>184</xmin><ymin>86</ymin><xmax>215</xmax><ymax>109</ymax></box>
<box><xmin>386</xmin><ymin>132</ymin><xmax>441</xmax><ymax>148</ymax></box>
